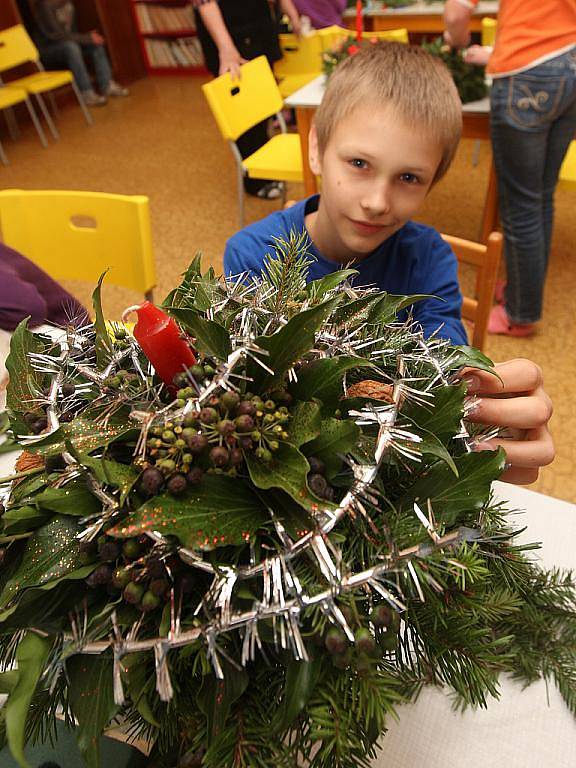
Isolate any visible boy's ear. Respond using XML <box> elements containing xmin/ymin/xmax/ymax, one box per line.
<box><xmin>308</xmin><ymin>124</ymin><xmax>322</xmax><ymax>176</ymax></box>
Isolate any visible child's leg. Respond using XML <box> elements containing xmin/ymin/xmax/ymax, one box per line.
<box><xmin>40</xmin><ymin>41</ymin><xmax>92</xmax><ymax>94</ymax></box>
<box><xmin>83</xmin><ymin>43</ymin><xmax>113</xmax><ymax>95</ymax></box>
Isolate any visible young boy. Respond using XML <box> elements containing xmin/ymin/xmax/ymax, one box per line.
<box><xmin>224</xmin><ymin>42</ymin><xmax>554</xmax><ymax>486</ymax></box>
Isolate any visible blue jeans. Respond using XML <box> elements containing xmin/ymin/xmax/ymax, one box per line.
<box><xmin>39</xmin><ymin>41</ymin><xmax>112</xmax><ymax>94</ymax></box>
<box><xmin>490</xmin><ymin>48</ymin><xmax>576</xmax><ymax>324</ymax></box>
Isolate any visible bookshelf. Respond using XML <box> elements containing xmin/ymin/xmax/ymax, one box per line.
<box><xmin>131</xmin><ymin>0</ymin><xmax>206</xmax><ymax>75</ymax></box>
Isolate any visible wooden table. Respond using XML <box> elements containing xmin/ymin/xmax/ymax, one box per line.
<box><xmin>285</xmin><ymin>76</ymin><xmax>498</xmax><ymax>243</ymax></box>
<box><xmin>343</xmin><ymin>1</ymin><xmax>499</xmax><ymax>35</ymax></box>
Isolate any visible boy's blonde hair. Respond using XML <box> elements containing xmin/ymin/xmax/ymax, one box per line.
<box><xmin>315</xmin><ymin>42</ymin><xmax>462</xmax><ymax>184</ymax></box>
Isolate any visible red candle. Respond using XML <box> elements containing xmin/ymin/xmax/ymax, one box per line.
<box><xmin>356</xmin><ymin>0</ymin><xmax>363</xmax><ymax>42</ymax></box>
<box><xmin>129</xmin><ymin>301</ymin><xmax>197</xmax><ymax>389</ymax></box>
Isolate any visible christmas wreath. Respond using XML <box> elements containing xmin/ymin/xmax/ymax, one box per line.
<box><xmin>323</xmin><ymin>36</ymin><xmax>487</xmax><ymax>104</ymax></box>
<box><xmin>0</xmin><ymin>235</ymin><xmax>574</xmax><ymax>768</ymax></box>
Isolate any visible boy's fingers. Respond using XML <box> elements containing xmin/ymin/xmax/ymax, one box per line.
<box><xmin>460</xmin><ymin>358</ymin><xmax>543</xmax><ymax>395</ymax></box>
<box><xmin>499</xmin><ymin>466</ymin><xmax>540</xmax><ymax>485</ymax></box>
<box><xmin>466</xmin><ymin>391</ymin><xmax>553</xmax><ymax>429</ymax></box>
<box><xmin>473</xmin><ymin>426</ymin><xmax>555</xmax><ymax>468</ymax></box>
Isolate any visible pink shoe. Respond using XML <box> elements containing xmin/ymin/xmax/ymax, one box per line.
<box><xmin>488</xmin><ymin>304</ymin><xmax>536</xmax><ymax>337</ymax></box>
<box><xmin>494</xmin><ymin>280</ymin><xmax>506</xmax><ymax>304</ymax></box>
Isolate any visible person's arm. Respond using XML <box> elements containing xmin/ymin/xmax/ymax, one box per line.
<box><xmin>460</xmin><ymin>360</ymin><xmax>555</xmax><ymax>486</ymax></box>
<box><xmin>33</xmin><ymin>1</ymin><xmax>92</xmax><ymax>45</ymax></box>
<box><xmin>194</xmin><ymin>0</ymin><xmax>246</xmax><ymax>77</ymax></box>
<box><xmin>278</xmin><ymin>0</ymin><xmax>302</xmax><ymax>35</ymax></box>
<box><xmin>443</xmin><ymin>0</ymin><xmax>475</xmax><ymax>48</ymax></box>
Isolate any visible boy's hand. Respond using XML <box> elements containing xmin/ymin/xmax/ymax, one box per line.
<box><xmin>463</xmin><ymin>44</ymin><xmax>492</xmax><ymax>67</ymax></box>
<box><xmin>461</xmin><ymin>359</ymin><xmax>555</xmax><ymax>485</ymax></box>
<box><xmin>90</xmin><ymin>30</ymin><xmax>105</xmax><ymax>45</ymax></box>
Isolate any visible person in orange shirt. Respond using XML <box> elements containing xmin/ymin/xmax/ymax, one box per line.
<box><xmin>444</xmin><ymin>0</ymin><xmax>576</xmax><ymax>337</ymax></box>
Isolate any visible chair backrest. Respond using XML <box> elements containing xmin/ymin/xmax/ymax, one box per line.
<box><xmin>559</xmin><ymin>140</ymin><xmax>576</xmax><ymax>191</ymax></box>
<box><xmin>442</xmin><ymin>231</ymin><xmax>502</xmax><ymax>351</ymax></box>
<box><xmin>360</xmin><ymin>28</ymin><xmax>409</xmax><ymax>44</ymax></box>
<box><xmin>202</xmin><ymin>56</ymin><xmax>284</xmax><ymax>142</ymax></box>
<box><xmin>481</xmin><ymin>18</ymin><xmax>497</xmax><ymax>47</ymax></box>
<box><xmin>274</xmin><ymin>31</ymin><xmax>324</xmax><ymax>80</ymax></box>
<box><xmin>317</xmin><ymin>26</ymin><xmax>409</xmax><ymax>50</ymax></box>
<box><xmin>0</xmin><ymin>25</ymin><xmax>40</xmax><ymax>73</ymax></box>
<box><xmin>0</xmin><ymin>190</ymin><xmax>156</xmax><ymax>297</ymax></box>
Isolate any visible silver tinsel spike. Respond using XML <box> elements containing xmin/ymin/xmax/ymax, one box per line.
<box><xmin>154</xmin><ymin>641</ymin><xmax>174</xmax><ymax>701</ymax></box>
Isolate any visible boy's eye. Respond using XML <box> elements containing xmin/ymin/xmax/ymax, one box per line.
<box><xmin>400</xmin><ymin>173</ymin><xmax>420</xmax><ymax>184</ymax></box>
<box><xmin>349</xmin><ymin>158</ymin><xmax>368</xmax><ymax>169</ymax></box>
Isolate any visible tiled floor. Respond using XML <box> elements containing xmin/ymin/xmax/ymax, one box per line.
<box><xmin>0</xmin><ymin>76</ymin><xmax>574</xmax><ymax>501</ymax></box>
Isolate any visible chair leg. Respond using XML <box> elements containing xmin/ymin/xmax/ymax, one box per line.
<box><xmin>0</xmin><ymin>138</ymin><xmax>8</xmax><ymax>166</ymax></box>
<box><xmin>3</xmin><ymin>107</ymin><xmax>20</xmax><ymax>141</ymax></box>
<box><xmin>472</xmin><ymin>139</ymin><xmax>481</xmax><ymax>168</ymax></box>
<box><xmin>48</xmin><ymin>91</ymin><xmax>60</xmax><ymax>119</ymax></box>
<box><xmin>71</xmin><ymin>81</ymin><xmax>93</xmax><ymax>126</ymax></box>
<box><xmin>35</xmin><ymin>93</ymin><xmax>60</xmax><ymax>140</ymax></box>
<box><xmin>24</xmin><ymin>98</ymin><xmax>48</xmax><ymax>149</ymax></box>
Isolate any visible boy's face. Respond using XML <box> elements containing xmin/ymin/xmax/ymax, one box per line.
<box><xmin>308</xmin><ymin>102</ymin><xmax>443</xmax><ymax>263</ymax></box>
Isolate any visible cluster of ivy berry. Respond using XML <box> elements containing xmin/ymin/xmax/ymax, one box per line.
<box><xmin>138</xmin><ymin>370</ymin><xmax>294</xmax><ymax>499</ymax></box>
<box><xmin>320</xmin><ymin>603</ymin><xmax>400</xmax><ymax>675</ymax></box>
<box><xmin>81</xmin><ymin>534</ymin><xmax>194</xmax><ymax>612</ymax></box>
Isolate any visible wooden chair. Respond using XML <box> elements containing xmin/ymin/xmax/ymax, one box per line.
<box><xmin>442</xmin><ymin>231</ymin><xmax>502</xmax><ymax>351</ymax></box>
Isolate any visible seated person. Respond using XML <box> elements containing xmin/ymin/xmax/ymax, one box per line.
<box><xmin>31</xmin><ymin>0</ymin><xmax>129</xmax><ymax>106</ymax></box>
<box><xmin>224</xmin><ymin>42</ymin><xmax>555</xmax><ymax>486</ymax></box>
<box><xmin>0</xmin><ymin>241</ymin><xmax>88</xmax><ymax>331</ymax></box>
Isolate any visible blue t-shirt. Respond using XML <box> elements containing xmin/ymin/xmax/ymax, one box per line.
<box><xmin>224</xmin><ymin>196</ymin><xmax>467</xmax><ymax>345</ymax></box>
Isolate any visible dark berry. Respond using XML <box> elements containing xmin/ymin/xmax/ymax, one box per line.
<box><xmin>186</xmin><ymin>466</ymin><xmax>204</xmax><ymax>485</ymax></box>
<box><xmin>87</xmin><ymin>564</ymin><xmax>113</xmax><ymax>587</ymax></box>
<box><xmin>112</xmin><ymin>567</ymin><xmax>132</xmax><ymax>589</ymax></box>
<box><xmin>139</xmin><ymin>467</ymin><xmax>164</xmax><ymax>497</ymax></box>
<box><xmin>370</xmin><ymin>604</ymin><xmax>393</xmax><ymax>629</ymax></box>
<box><xmin>167</xmin><ymin>473</ymin><xmax>188</xmax><ymax>496</ymax></box>
<box><xmin>235</xmin><ymin>414</ymin><xmax>254</xmax><ymax>433</ymax></box>
<box><xmin>150</xmin><ymin>578</ymin><xmax>170</xmax><ymax>597</ymax></box>
<box><xmin>209</xmin><ymin>446</ymin><xmax>229</xmax><ymax>468</ymax></box>
<box><xmin>220</xmin><ymin>391</ymin><xmax>240</xmax><ymax>411</ymax></box>
<box><xmin>355</xmin><ymin>627</ymin><xmax>376</xmax><ymax>655</ymax></box>
<box><xmin>236</xmin><ymin>401</ymin><xmax>256</xmax><ymax>417</ymax></box>
<box><xmin>229</xmin><ymin>448</ymin><xmax>243</xmax><ymax>467</ymax></box>
<box><xmin>308</xmin><ymin>456</ymin><xmax>326</xmax><ymax>475</ymax></box>
<box><xmin>325</xmin><ymin>627</ymin><xmax>348</xmax><ymax>655</ymax></box>
<box><xmin>331</xmin><ymin>648</ymin><xmax>352</xmax><ymax>670</ymax></box>
<box><xmin>31</xmin><ymin>417</ymin><xmax>48</xmax><ymax>434</ymax></box>
<box><xmin>123</xmin><ymin>581</ymin><xmax>145</xmax><ymax>604</ymax></box>
<box><xmin>185</xmin><ymin>433</ymin><xmax>208</xmax><ymax>454</ymax></box>
<box><xmin>122</xmin><ymin>539</ymin><xmax>141</xmax><ymax>560</ymax></box>
<box><xmin>173</xmin><ymin>372</ymin><xmax>189</xmax><ymax>388</ymax></box>
<box><xmin>98</xmin><ymin>541</ymin><xmax>121</xmax><ymax>562</ymax></box>
<box><xmin>45</xmin><ymin>454</ymin><xmax>66</xmax><ymax>473</ymax></box>
<box><xmin>216</xmin><ymin>419</ymin><xmax>235</xmax><ymax>436</ymax></box>
<box><xmin>238</xmin><ymin>437</ymin><xmax>253</xmax><ymax>450</ymax></box>
<box><xmin>140</xmin><ymin>590</ymin><xmax>161</xmax><ymax>612</ymax></box>
<box><xmin>23</xmin><ymin>411</ymin><xmax>39</xmax><ymax>426</ymax></box>
<box><xmin>178</xmin><ymin>748</ymin><xmax>205</xmax><ymax>768</ymax></box>
<box><xmin>308</xmin><ymin>473</ymin><xmax>328</xmax><ymax>497</ymax></box>
<box><xmin>0</xmin><ymin>547</ymin><xmax>7</xmax><ymax>566</ymax></box>
<box><xmin>61</xmin><ymin>383</ymin><xmax>76</xmax><ymax>397</ymax></box>
<box><xmin>200</xmin><ymin>407</ymin><xmax>218</xmax><ymax>425</ymax></box>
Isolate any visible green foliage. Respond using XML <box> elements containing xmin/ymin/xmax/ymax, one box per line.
<box><xmin>422</xmin><ymin>37</ymin><xmax>488</xmax><ymax>103</ymax></box>
<box><xmin>5</xmin><ymin>320</ymin><xmax>44</xmax><ymax>420</ymax></box>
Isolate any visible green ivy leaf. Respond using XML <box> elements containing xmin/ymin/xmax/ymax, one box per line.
<box><xmin>330</xmin><ymin>293</ymin><xmax>430</xmax><ymax>328</ymax></box>
<box><xmin>32</xmin><ymin>477</ymin><xmax>101</xmax><ymax>516</ymax></box>
<box><xmin>92</xmin><ymin>272</ymin><xmax>113</xmax><ymax>369</ymax></box>
<box><xmin>274</xmin><ymin>657</ymin><xmax>324</xmax><ymax>732</ymax></box>
<box><xmin>403</xmin><ymin>384</ymin><xmax>466</xmax><ymax>443</ymax></box>
<box><xmin>404</xmin><ymin>449</ymin><xmax>506</xmax><ymax>525</ymax></box>
<box><xmin>1</xmin><ymin>505</ymin><xmax>51</xmax><ymax>536</ymax></box>
<box><xmin>198</xmin><ymin>662</ymin><xmax>249</xmax><ymax>743</ymax></box>
<box><xmin>5</xmin><ymin>319</ymin><xmax>44</xmax><ymax>418</ymax></box>
<box><xmin>122</xmin><ymin>653</ymin><xmax>160</xmax><ymax>728</ymax></box>
<box><xmin>5</xmin><ymin>632</ymin><xmax>51</xmax><ymax>768</ymax></box>
<box><xmin>447</xmin><ymin>346</ymin><xmax>497</xmax><ymax>377</ymax></box>
<box><xmin>67</xmin><ymin>656</ymin><xmax>119</xmax><ymax>768</ymax></box>
<box><xmin>288</xmin><ymin>401</ymin><xmax>322</xmax><ymax>448</ymax></box>
<box><xmin>306</xmin><ymin>418</ymin><xmax>361</xmax><ymax>479</ymax></box>
<box><xmin>291</xmin><ymin>356</ymin><xmax>374</xmax><ymax>411</ymax></box>
<box><xmin>78</xmin><ymin>454</ymin><xmax>139</xmax><ymax>506</ymax></box>
<box><xmin>306</xmin><ymin>269</ymin><xmax>358</xmax><ymax>299</ymax></box>
<box><xmin>167</xmin><ymin>307</ymin><xmax>232</xmax><ymax>360</ymax></box>
<box><xmin>414</xmin><ymin>431</ymin><xmax>459</xmax><ymax>476</ymax></box>
<box><xmin>108</xmin><ymin>475</ymin><xmax>268</xmax><ymax>550</ymax></box>
<box><xmin>245</xmin><ymin>442</ymin><xmax>337</xmax><ymax>514</ymax></box>
<box><xmin>0</xmin><ymin>516</ymin><xmax>84</xmax><ymax>608</ymax></box>
<box><xmin>162</xmin><ymin>252</ymin><xmax>203</xmax><ymax>309</ymax></box>
<box><xmin>248</xmin><ymin>296</ymin><xmax>342</xmax><ymax>390</ymax></box>
<box><xmin>25</xmin><ymin>417</ymin><xmax>135</xmax><ymax>457</ymax></box>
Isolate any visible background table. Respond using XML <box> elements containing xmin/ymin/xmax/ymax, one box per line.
<box><xmin>285</xmin><ymin>76</ymin><xmax>498</xmax><ymax>243</ymax></box>
<box><xmin>343</xmin><ymin>1</ymin><xmax>499</xmax><ymax>35</ymax></box>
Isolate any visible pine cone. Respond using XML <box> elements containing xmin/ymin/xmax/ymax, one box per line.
<box><xmin>15</xmin><ymin>451</ymin><xmax>45</xmax><ymax>473</ymax></box>
<box><xmin>345</xmin><ymin>380</ymin><xmax>396</xmax><ymax>404</ymax></box>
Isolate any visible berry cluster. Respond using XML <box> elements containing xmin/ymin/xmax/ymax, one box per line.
<box><xmin>140</xmin><ymin>384</ymin><xmax>293</xmax><ymax>498</ymax></box>
<box><xmin>320</xmin><ymin>603</ymin><xmax>400</xmax><ymax>674</ymax></box>
<box><xmin>82</xmin><ymin>535</ymin><xmax>194</xmax><ymax>612</ymax></box>
<box><xmin>306</xmin><ymin>456</ymin><xmax>337</xmax><ymax>502</ymax></box>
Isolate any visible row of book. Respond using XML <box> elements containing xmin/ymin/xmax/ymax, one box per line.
<box><xmin>135</xmin><ymin>3</ymin><xmax>195</xmax><ymax>33</ymax></box>
<box><xmin>144</xmin><ymin>37</ymin><xmax>204</xmax><ymax>68</ymax></box>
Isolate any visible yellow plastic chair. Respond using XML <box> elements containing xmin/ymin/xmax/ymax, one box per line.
<box><xmin>0</xmin><ymin>190</ymin><xmax>156</xmax><ymax>301</ymax></box>
<box><xmin>0</xmin><ymin>25</ymin><xmax>92</xmax><ymax>141</ymax></box>
<box><xmin>318</xmin><ymin>26</ymin><xmax>409</xmax><ymax>49</ymax></box>
<box><xmin>0</xmin><ymin>85</ymin><xmax>47</xmax><ymax>165</ymax></box>
<box><xmin>481</xmin><ymin>18</ymin><xmax>497</xmax><ymax>47</ymax></box>
<box><xmin>274</xmin><ymin>31</ymin><xmax>324</xmax><ymax>98</ymax></box>
<box><xmin>559</xmin><ymin>140</ymin><xmax>576</xmax><ymax>192</ymax></box>
<box><xmin>202</xmin><ymin>56</ymin><xmax>303</xmax><ymax>227</ymax></box>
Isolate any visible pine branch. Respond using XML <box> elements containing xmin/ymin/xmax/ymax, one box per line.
<box><xmin>261</xmin><ymin>229</ymin><xmax>313</xmax><ymax>318</ymax></box>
